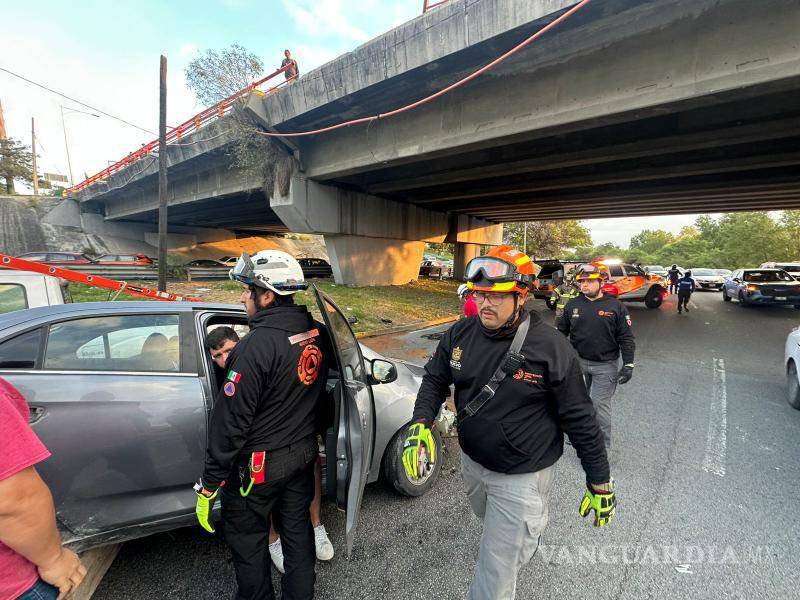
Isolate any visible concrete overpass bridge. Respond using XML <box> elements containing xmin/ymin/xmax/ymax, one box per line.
<box><xmin>73</xmin><ymin>0</ymin><xmax>800</xmax><ymax>284</ymax></box>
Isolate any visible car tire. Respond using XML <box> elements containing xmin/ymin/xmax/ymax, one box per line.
<box><xmin>722</xmin><ymin>289</ymin><xmax>731</xmax><ymax>302</ymax></box>
<box><xmin>644</xmin><ymin>288</ymin><xmax>663</xmax><ymax>309</ymax></box>
<box><xmin>788</xmin><ymin>361</ymin><xmax>800</xmax><ymax>410</ymax></box>
<box><xmin>382</xmin><ymin>424</ymin><xmax>443</xmax><ymax>497</ymax></box>
<box><xmin>738</xmin><ymin>292</ymin><xmax>749</xmax><ymax>306</ymax></box>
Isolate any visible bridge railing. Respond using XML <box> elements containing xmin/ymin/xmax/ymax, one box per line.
<box><xmin>65</xmin><ymin>65</ymin><xmax>297</xmax><ymax>197</ymax></box>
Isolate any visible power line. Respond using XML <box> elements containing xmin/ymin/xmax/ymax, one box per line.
<box><xmin>0</xmin><ymin>65</ymin><xmax>156</xmax><ymax>135</ymax></box>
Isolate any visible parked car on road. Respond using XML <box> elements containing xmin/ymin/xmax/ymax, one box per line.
<box><xmin>16</xmin><ymin>252</ymin><xmax>94</xmax><ymax>265</ymax></box>
<box><xmin>419</xmin><ymin>258</ymin><xmax>452</xmax><ymax>279</ymax></box>
<box><xmin>596</xmin><ymin>259</ymin><xmax>667</xmax><ymax>308</ymax></box>
<box><xmin>689</xmin><ymin>268</ymin><xmax>725</xmax><ymax>290</ymax></box>
<box><xmin>722</xmin><ymin>268</ymin><xmax>800</xmax><ymax>308</ymax></box>
<box><xmin>0</xmin><ymin>289</ymin><xmax>446</xmax><ymax>552</ymax></box>
<box><xmin>644</xmin><ymin>265</ymin><xmax>668</xmax><ymax>277</ymax></box>
<box><xmin>184</xmin><ymin>259</ymin><xmax>228</xmax><ymax>268</ymax></box>
<box><xmin>760</xmin><ymin>262</ymin><xmax>800</xmax><ymax>281</ymax></box>
<box><xmin>217</xmin><ymin>256</ymin><xmax>239</xmax><ymax>267</ymax></box>
<box><xmin>299</xmin><ymin>257</ymin><xmax>334</xmax><ymax>279</ymax></box>
<box><xmin>715</xmin><ymin>269</ymin><xmax>733</xmax><ymax>279</ymax></box>
<box><xmin>94</xmin><ymin>253</ymin><xmax>154</xmax><ymax>266</ymax></box>
<box><xmin>786</xmin><ymin>325</ymin><xmax>800</xmax><ymax>410</ymax></box>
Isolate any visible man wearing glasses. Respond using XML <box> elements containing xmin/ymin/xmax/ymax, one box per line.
<box><xmin>403</xmin><ymin>246</ymin><xmax>615</xmax><ymax>600</ymax></box>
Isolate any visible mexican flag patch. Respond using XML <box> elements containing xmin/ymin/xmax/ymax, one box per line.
<box><xmin>227</xmin><ymin>370</ymin><xmax>241</xmax><ymax>383</ymax></box>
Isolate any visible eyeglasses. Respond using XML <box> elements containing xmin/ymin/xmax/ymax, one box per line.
<box><xmin>473</xmin><ymin>291</ymin><xmax>513</xmax><ymax>306</ymax></box>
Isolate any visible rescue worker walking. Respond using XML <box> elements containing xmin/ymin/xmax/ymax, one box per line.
<box><xmin>557</xmin><ymin>264</ymin><xmax>635</xmax><ymax>453</ymax></box>
<box><xmin>677</xmin><ymin>270</ymin><xmax>695</xmax><ymax>314</ymax></box>
<box><xmin>550</xmin><ymin>271</ymin><xmax>579</xmax><ymax>317</ymax></box>
<box><xmin>194</xmin><ymin>251</ymin><xmax>328</xmax><ymax>600</ymax></box>
<box><xmin>405</xmin><ymin>246</ymin><xmax>615</xmax><ymax>600</ymax></box>
<box><xmin>667</xmin><ymin>264</ymin><xmax>681</xmax><ymax>294</ymax></box>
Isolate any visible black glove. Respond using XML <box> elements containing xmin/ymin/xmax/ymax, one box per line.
<box><xmin>618</xmin><ymin>364</ymin><xmax>634</xmax><ymax>385</ymax></box>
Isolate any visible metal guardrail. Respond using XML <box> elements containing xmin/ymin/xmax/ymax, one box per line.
<box><xmin>67</xmin><ymin>265</ymin><xmax>159</xmax><ymax>280</ymax></box>
<box><xmin>186</xmin><ymin>266</ymin><xmax>230</xmax><ymax>281</ymax></box>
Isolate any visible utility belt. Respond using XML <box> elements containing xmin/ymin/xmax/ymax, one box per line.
<box><xmin>237</xmin><ymin>434</ymin><xmax>317</xmax><ymax>497</ymax></box>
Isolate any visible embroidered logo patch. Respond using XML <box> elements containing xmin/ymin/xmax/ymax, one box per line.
<box><xmin>513</xmin><ymin>369</ymin><xmax>544</xmax><ymax>384</ymax></box>
<box><xmin>223</xmin><ymin>381</ymin><xmax>236</xmax><ymax>397</ymax></box>
<box><xmin>450</xmin><ymin>346</ymin><xmax>463</xmax><ymax>370</ymax></box>
<box><xmin>298</xmin><ymin>344</ymin><xmax>322</xmax><ymax>385</ymax></box>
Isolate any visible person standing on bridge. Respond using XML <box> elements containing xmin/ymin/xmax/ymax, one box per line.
<box><xmin>677</xmin><ymin>270</ymin><xmax>695</xmax><ymax>314</ymax></box>
<box><xmin>557</xmin><ymin>263</ymin><xmax>635</xmax><ymax>453</ymax></box>
<box><xmin>194</xmin><ymin>251</ymin><xmax>329</xmax><ymax>600</ymax></box>
<box><xmin>281</xmin><ymin>49</ymin><xmax>299</xmax><ymax>82</ymax></box>
<box><xmin>404</xmin><ymin>246</ymin><xmax>615</xmax><ymax>600</ymax></box>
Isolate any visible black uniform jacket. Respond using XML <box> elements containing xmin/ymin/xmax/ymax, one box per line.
<box><xmin>201</xmin><ymin>304</ymin><xmax>329</xmax><ymax>489</ymax></box>
<box><xmin>412</xmin><ymin>311</ymin><xmax>610</xmax><ymax>484</ymax></box>
<box><xmin>556</xmin><ymin>294</ymin><xmax>635</xmax><ymax>365</ymax></box>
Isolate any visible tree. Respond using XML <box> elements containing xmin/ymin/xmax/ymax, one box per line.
<box><xmin>504</xmin><ymin>220</ymin><xmax>592</xmax><ymax>259</ymax></box>
<box><xmin>629</xmin><ymin>229</ymin><xmax>676</xmax><ymax>256</ymax></box>
<box><xmin>185</xmin><ymin>44</ymin><xmax>265</xmax><ymax>106</ymax></box>
<box><xmin>0</xmin><ymin>138</ymin><xmax>33</xmax><ymax>194</ymax></box>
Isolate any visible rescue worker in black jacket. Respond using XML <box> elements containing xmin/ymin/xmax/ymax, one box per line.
<box><xmin>194</xmin><ymin>251</ymin><xmax>328</xmax><ymax>600</ymax></box>
<box><xmin>557</xmin><ymin>263</ymin><xmax>635</xmax><ymax>453</ymax></box>
<box><xmin>405</xmin><ymin>246</ymin><xmax>615</xmax><ymax>600</ymax></box>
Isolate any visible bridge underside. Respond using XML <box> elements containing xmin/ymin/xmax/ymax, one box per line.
<box><xmin>329</xmin><ymin>85</ymin><xmax>800</xmax><ymax>221</ymax></box>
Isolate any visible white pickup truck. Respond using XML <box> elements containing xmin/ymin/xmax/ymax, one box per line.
<box><xmin>0</xmin><ymin>271</ymin><xmax>69</xmax><ymax>314</ymax></box>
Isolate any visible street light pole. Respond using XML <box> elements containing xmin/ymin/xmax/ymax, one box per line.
<box><xmin>60</xmin><ymin>105</ymin><xmax>74</xmax><ymax>186</ymax></box>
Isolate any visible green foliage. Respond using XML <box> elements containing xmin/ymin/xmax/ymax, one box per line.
<box><xmin>184</xmin><ymin>44</ymin><xmax>264</xmax><ymax>106</ymax></box>
<box><xmin>0</xmin><ymin>138</ymin><xmax>34</xmax><ymax>193</ymax></box>
<box><xmin>504</xmin><ymin>220</ymin><xmax>592</xmax><ymax>258</ymax></box>
<box><xmin>166</xmin><ymin>254</ymin><xmax>187</xmax><ymax>279</ymax></box>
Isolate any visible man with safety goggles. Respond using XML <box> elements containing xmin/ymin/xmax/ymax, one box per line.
<box><xmin>556</xmin><ymin>263</ymin><xmax>636</xmax><ymax>453</ymax></box>
<box><xmin>404</xmin><ymin>246</ymin><xmax>615</xmax><ymax>600</ymax></box>
<box><xmin>194</xmin><ymin>250</ymin><xmax>330</xmax><ymax>600</ymax></box>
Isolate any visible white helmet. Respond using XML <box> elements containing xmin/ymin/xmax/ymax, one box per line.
<box><xmin>229</xmin><ymin>250</ymin><xmax>306</xmax><ymax>295</ymax></box>
<box><xmin>457</xmin><ymin>283</ymin><xmax>469</xmax><ymax>298</ymax></box>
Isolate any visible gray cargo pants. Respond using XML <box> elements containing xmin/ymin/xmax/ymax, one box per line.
<box><xmin>579</xmin><ymin>358</ymin><xmax>619</xmax><ymax>452</ymax></box>
<box><xmin>462</xmin><ymin>453</ymin><xmax>556</xmax><ymax>600</ymax></box>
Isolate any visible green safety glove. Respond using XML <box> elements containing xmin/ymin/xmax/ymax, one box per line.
<box><xmin>579</xmin><ymin>480</ymin><xmax>616</xmax><ymax>528</ymax></box>
<box><xmin>193</xmin><ymin>482</ymin><xmax>218</xmax><ymax>533</ymax></box>
<box><xmin>402</xmin><ymin>422</ymin><xmax>436</xmax><ymax>479</ymax></box>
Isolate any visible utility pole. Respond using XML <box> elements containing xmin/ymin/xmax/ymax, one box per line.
<box><xmin>157</xmin><ymin>55</ymin><xmax>168</xmax><ymax>292</ymax></box>
<box><xmin>31</xmin><ymin>118</ymin><xmax>39</xmax><ymax>195</ymax></box>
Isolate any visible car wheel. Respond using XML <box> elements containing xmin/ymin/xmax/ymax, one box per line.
<box><xmin>382</xmin><ymin>424</ymin><xmax>443</xmax><ymax>497</ymax></box>
<box><xmin>738</xmin><ymin>292</ymin><xmax>749</xmax><ymax>306</ymax></box>
<box><xmin>644</xmin><ymin>288</ymin><xmax>663</xmax><ymax>309</ymax></box>
<box><xmin>722</xmin><ymin>289</ymin><xmax>731</xmax><ymax>302</ymax></box>
<box><xmin>788</xmin><ymin>361</ymin><xmax>800</xmax><ymax>410</ymax></box>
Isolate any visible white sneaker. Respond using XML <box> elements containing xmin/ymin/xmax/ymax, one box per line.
<box><xmin>314</xmin><ymin>525</ymin><xmax>334</xmax><ymax>561</ymax></box>
<box><xmin>268</xmin><ymin>538</ymin><xmax>285</xmax><ymax>573</ymax></box>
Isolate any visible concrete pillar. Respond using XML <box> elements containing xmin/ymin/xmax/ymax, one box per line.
<box><xmin>453</xmin><ymin>242</ymin><xmax>481</xmax><ymax>281</ymax></box>
<box><xmin>325</xmin><ymin>235</ymin><xmax>425</xmax><ymax>286</ymax></box>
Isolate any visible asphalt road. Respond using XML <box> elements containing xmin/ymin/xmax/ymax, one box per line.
<box><xmin>95</xmin><ymin>291</ymin><xmax>800</xmax><ymax>599</ymax></box>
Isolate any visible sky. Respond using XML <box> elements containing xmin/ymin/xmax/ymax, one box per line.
<box><xmin>2</xmin><ymin>0</ymin><xmax>703</xmax><ymax>248</ymax></box>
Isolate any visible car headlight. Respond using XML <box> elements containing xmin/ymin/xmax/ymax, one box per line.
<box><xmin>746</xmin><ymin>284</ymin><xmax>759</xmax><ymax>292</ymax></box>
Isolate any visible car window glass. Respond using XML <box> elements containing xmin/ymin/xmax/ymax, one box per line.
<box><xmin>321</xmin><ymin>297</ymin><xmax>366</xmax><ymax>384</ymax></box>
<box><xmin>22</xmin><ymin>253</ymin><xmax>47</xmax><ymax>261</ymax></box>
<box><xmin>623</xmin><ymin>264</ymin><xmax>645</xmax><ymax>276</ymax></box>
<box><xmin>693</xmin><ymin>269</ymin><xmax>714</xmax><ymax>276</ymax></box>
<box><xmin>743</xmin><ymin>271</ymin><xmax>793</xmax><ymax>283</ymax></box>
<box><xmin>0</xmin><ymin>284</ymin><xmax>28</xmax><ymax>314</ymax></box>
<box><xmin>44</xmin><ymin>314</ymin><xmax>180</xmax><ymax>371</ymax></box>
<box><xmin>120</xmin><ymin>256</ymin><xmax>134</xmax><ymax>261</ymax></box>
<box><xmin>0</xmin><ymin>329</ymin><xmax>42</xmax><ymax>369</ymax></box>
<box><xmin>608</xmin><ymin>265</ymin><xmax>624</xmax><ymax>277</ymax></box>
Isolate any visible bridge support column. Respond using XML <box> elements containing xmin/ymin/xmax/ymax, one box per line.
<box><xmin>453</xmin><ymin>243</ymin><xmax>481</xmax><ymax>281</ymax></box>
<box><xmin>271</xmin><ymin>174</ymin><xmax>501</xmax><ymax>286</ymax></box>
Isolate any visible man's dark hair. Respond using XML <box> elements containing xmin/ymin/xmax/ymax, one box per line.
<box><xmin>207</xmin><ymin>326</ymin><xmax>239</xmax><ymax>351</ymax></box>
<box><xmin>252</xmin><ymin>285</ymin><xmax>296</xmax><ymax>308</ymax></box>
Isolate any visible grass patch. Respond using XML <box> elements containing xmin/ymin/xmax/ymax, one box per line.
<box><xmin>65</xmin><ymin>278</ymin><xmax>461</xmax><ymax>334</ymax></box>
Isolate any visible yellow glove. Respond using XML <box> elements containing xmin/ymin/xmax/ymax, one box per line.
<box><xmin>193</xmin><ymin>482</ymin><xmax>218</xmax><ymax>533</ymax></box>
<box><xmin>402</xmin><ymin>423</ymin><xmax>436</xmax><ymax>479</ymax></box>
<box><xmin>579</xmin><ymin>480</ymin><xmax>616</xmax><ymax>528</ymax></box>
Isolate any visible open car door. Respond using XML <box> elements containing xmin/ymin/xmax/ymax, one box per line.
<box><xmin>312</xmin><ymin>285</ymin><xmax>376</xmax><ymax>557</ymax></box>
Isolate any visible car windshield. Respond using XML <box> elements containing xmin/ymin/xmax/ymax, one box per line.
<box><xmin>692</xmin><ymin>269</ymin><xmax>715</xmax><ymax>276</ymax></box>
<box><xmin>646</xmin><ymin>265</ymin><xmax>665</xmax><ymax>271</ymax></box>
<box><xmin>743</xmin><ymin>270</ymin><xmax>795</xmax><ymax>282</ymax></box>
<box><xmin>715</xmin><ymin>269</ymin><xmax>732</xmax><ymax>276</ymax></box>
<box><xmin>776</xmin><ymin>264</ymin><xmax>800</xmax><ymax>273</ymax></box>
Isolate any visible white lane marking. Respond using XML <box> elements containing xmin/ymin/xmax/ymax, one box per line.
<box><xmin>702</xmin><ymin>357</ymin><xmax>727</xmax><ymax>477</ymax></box>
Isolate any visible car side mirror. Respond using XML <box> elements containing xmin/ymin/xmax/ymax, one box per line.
<box><xmin>733</xmin><ymin>278</ymin><xmax>740</xmax><ymax>283</ymax></box>
<box><xmin>369</xmin><ymin>359</ymin><xmax>397</xmax><ymax>385</ymax></box>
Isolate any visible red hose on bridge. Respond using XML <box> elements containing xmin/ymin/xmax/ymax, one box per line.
<box><xmin>256</xmin><ymin>0</ymin><xmax>594</xmax><ymax>138</ymax></box>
